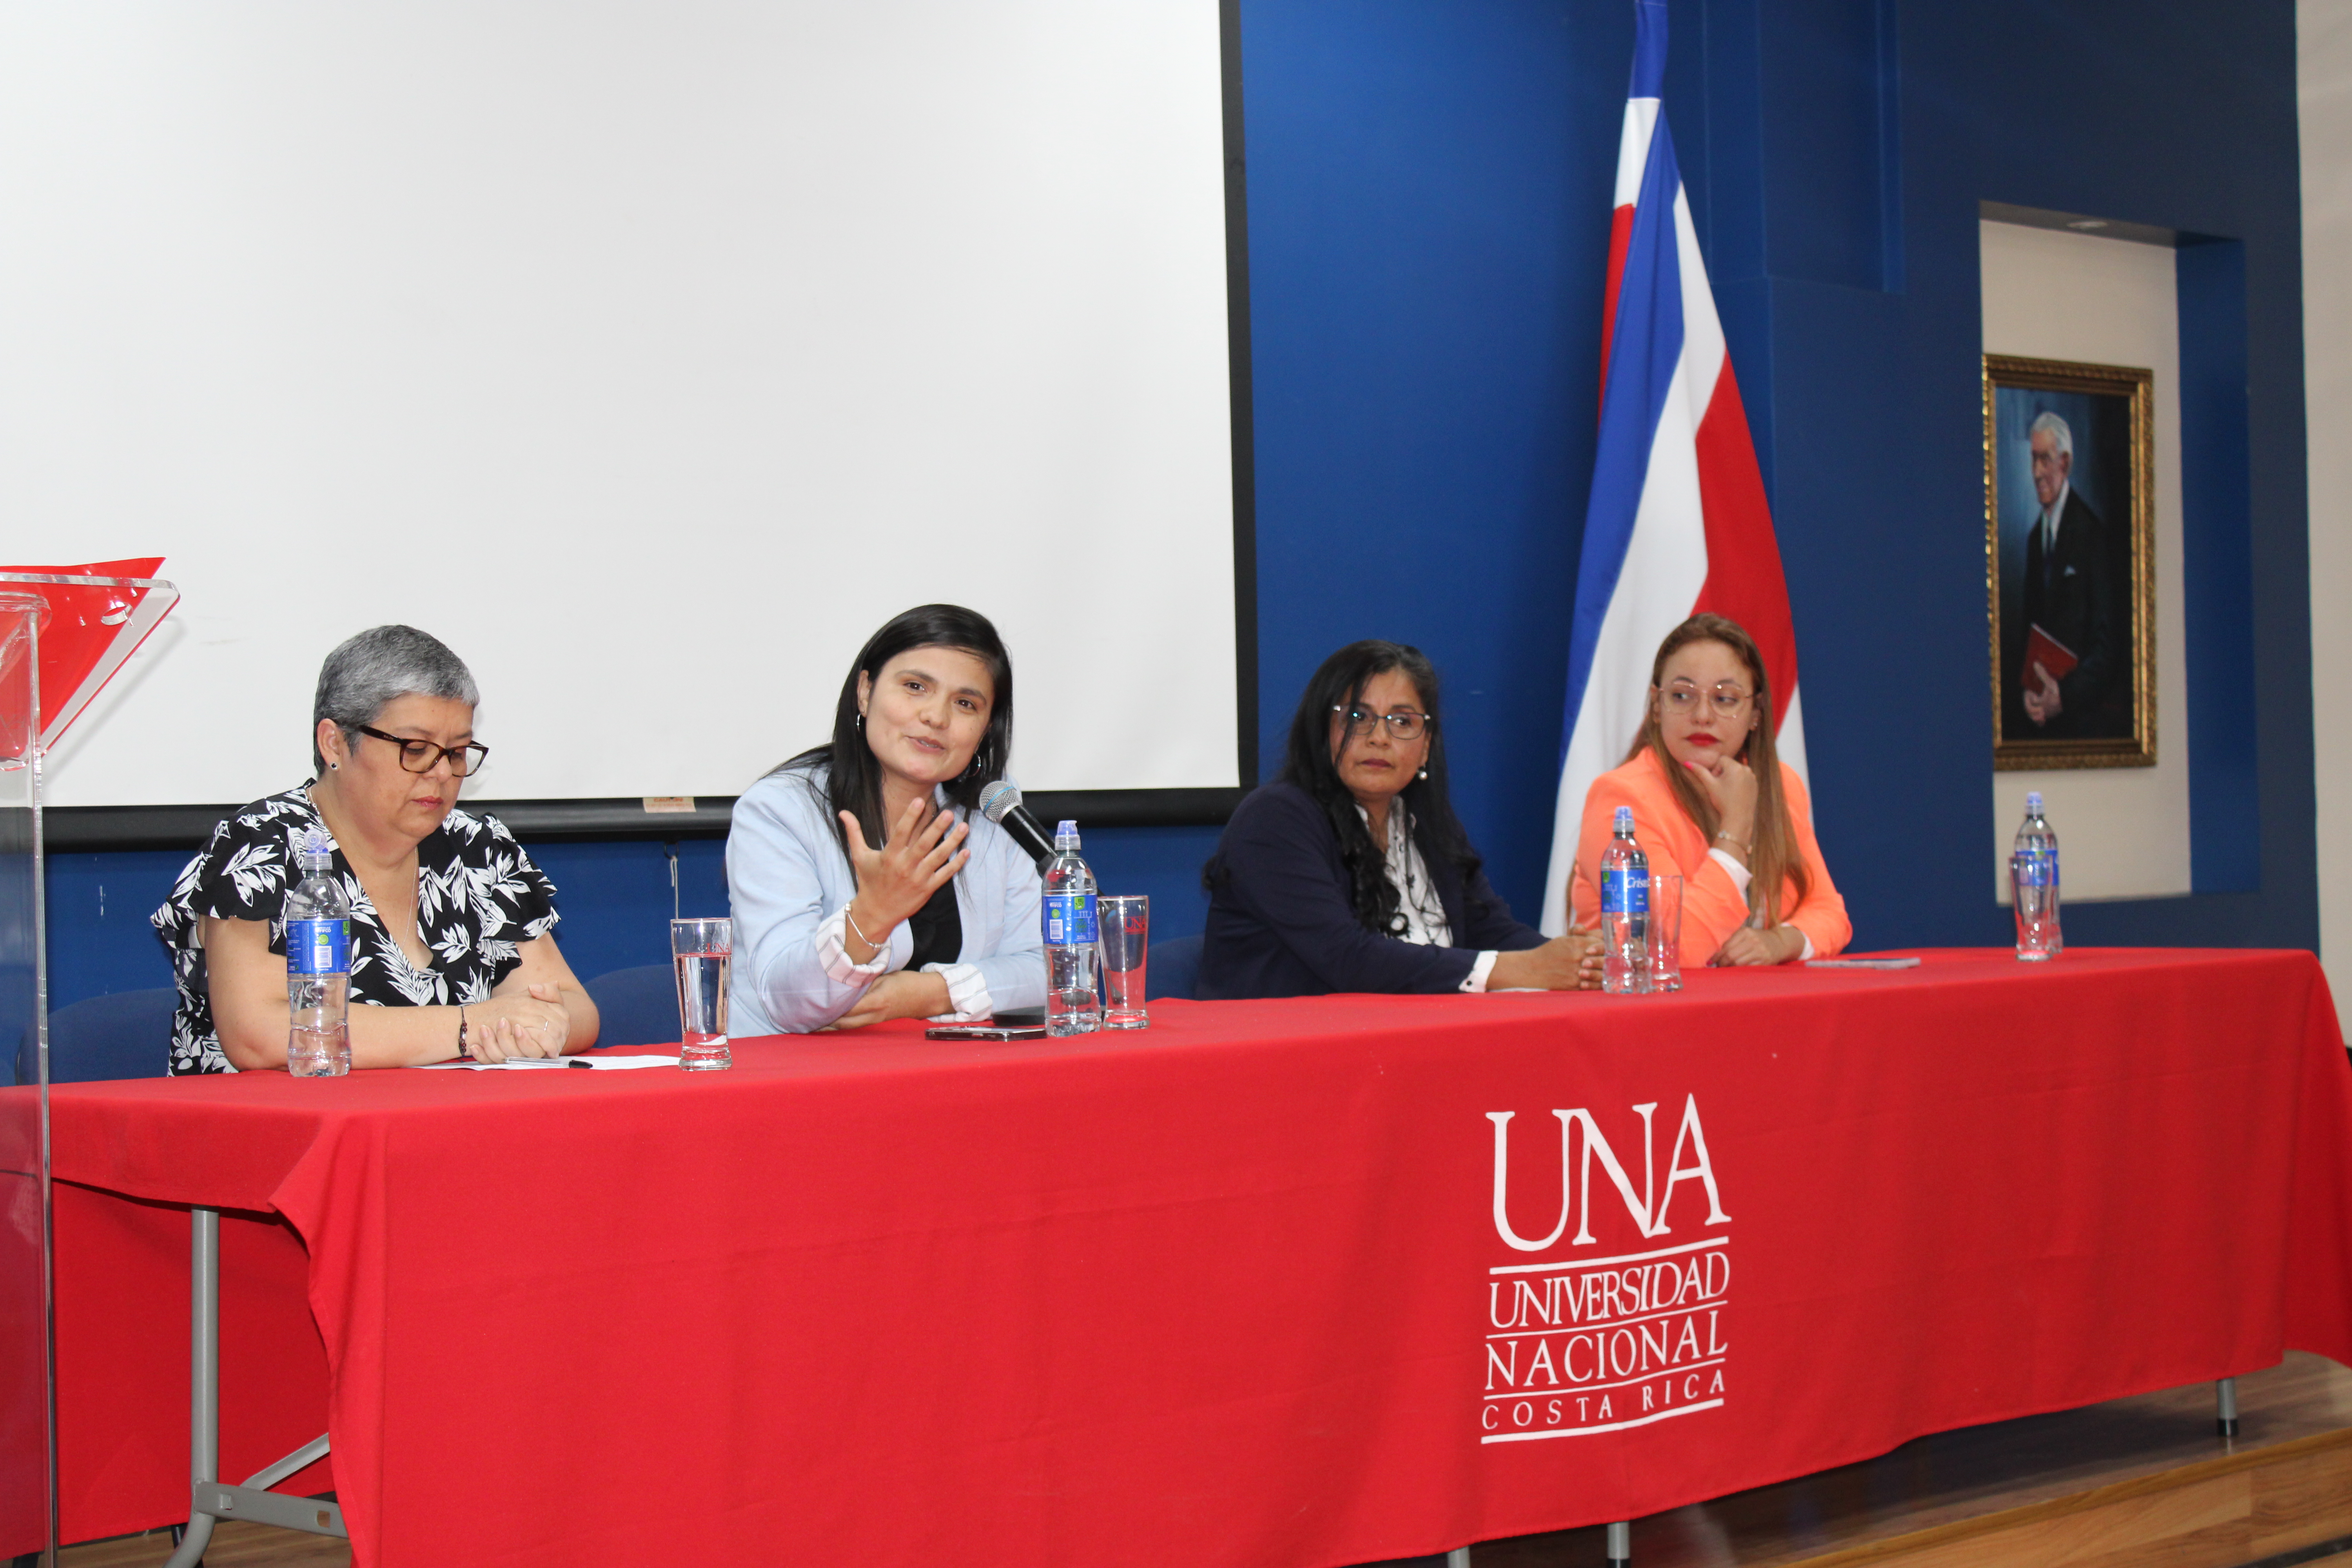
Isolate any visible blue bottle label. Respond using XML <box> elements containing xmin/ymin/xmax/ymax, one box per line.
<box><xmin>286</xmin><ymin>918</ymin><xmax>349</xmax><ymax>976</ymax></box>
<box><xmin>1601</xmin><ymin>867</ymin><xmax>1648</xmax><ymax>916</ymax></box>
<box><xmin>2013</xmin><ymin>850</ymin><xmax>2059</xmax><ymax>889</ymax></box>
<box><xmin>1042</xmin><ymin>893</ymin><xmax>1098</xmax><ymax>946</ymax></box>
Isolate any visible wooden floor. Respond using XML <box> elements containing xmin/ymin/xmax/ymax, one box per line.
<box><xmin>55</xmin><ymin>1354</ymin><xmax>2352</xmax><ymax>1567</ymax></box>
<box><xmin>1472</xmin><ymin>1351</ymin><xmax>2352</xmax><ymax>1568</ymax></box>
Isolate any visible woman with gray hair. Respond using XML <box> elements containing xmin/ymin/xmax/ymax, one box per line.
<box><xmin>152</xmin><ymin>624</ymin><xmax>598</xmax><ymax>1073</ymax></box>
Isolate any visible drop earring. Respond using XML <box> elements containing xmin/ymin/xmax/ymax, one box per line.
<box><xmin>1417</xmin><ymin>766</ymin><xmax>1429</xmax><ymax>780</ymax></box>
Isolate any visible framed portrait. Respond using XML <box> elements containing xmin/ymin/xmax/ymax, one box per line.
<box><xmin>1983</xmin><ymin>354</ymin><xmax>2156</xmax><ymax>769</ymax></box>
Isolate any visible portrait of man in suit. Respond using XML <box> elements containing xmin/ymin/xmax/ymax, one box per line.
<box><xmin>2017</xmin><ymin>412</ymin><xmax>2120</xmax><ymax>733</ymax></box>
<box><xmin>1987</xmin><ymin>360</ymin><xmax>2151</xmax><ymax>764</ymax></box>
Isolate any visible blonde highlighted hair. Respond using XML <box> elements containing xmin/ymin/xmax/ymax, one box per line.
<box><xmin>1624</xmin><ymin>613</ymin><xmax>1811</xmax><ymax>924</ymax></box>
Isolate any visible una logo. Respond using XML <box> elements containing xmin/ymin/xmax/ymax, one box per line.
<box><xmin>1478</xmin><ymin>1097</ymin><xmax>1732</xmax><ymax>1444</ymax></box>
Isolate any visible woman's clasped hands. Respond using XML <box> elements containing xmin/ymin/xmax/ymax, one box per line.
<box><xmin>464</xmin><ymin>983</ymin><xmax>573</xmax><ymax>1061</ymax></box>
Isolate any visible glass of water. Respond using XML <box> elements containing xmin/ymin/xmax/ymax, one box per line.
<box><xmin>1099</xmin><ymin>895</ymin><xmax>1149</xmax><ymax>1029</ymax></box>
<box><xmin>1646</xmin><ymin>874</ymin><xmax>1684</xmax><ymax>993</ymax></box>
<box><xmin>671</xmin><ymin>917</ymin><xmax>732</xmax><ymax>1070</ymax></box>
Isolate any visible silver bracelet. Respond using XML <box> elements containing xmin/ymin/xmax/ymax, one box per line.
<box><xmin>844</xmin><ymin>902</ymin><xmax>890</xmax><ymax>951</ymax></box>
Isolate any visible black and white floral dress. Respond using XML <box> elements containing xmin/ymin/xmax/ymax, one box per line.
<box><xmin>151</xmin><ymin>786</ymin><xmax>561</xmax><ymax>1074</ymax></box>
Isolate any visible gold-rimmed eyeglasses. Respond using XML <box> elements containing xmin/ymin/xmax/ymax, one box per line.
<box><xmin>1332</xmin><ymin>705</ymin><xmax>1431</xmax><ymax>741</ymax></box>
<box><xmin>1658</xmin><ymin>681</ymin><xmax>1752</xmax><ymax>718</ymax></box>
<box><xmin>352</xmin><ymin>722</ymin><xmax>490</xmax><ymax>777</ymax></box>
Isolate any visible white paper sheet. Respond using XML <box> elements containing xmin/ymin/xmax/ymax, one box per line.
<box><xmin>417</xmin><ymin>1054</ymin><xmax>682</xmax><ymax>1071</ymax></box>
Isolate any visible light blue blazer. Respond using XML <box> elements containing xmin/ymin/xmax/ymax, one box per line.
<box><xmin>726</xmin><ymin>762</ymin><xmax>1045</xmax><ymax>1035</ymax></box>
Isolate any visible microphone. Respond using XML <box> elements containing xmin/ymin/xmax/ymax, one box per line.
<box><xmin>978</xmin><ymin>777</ymin><xmax>1057</xmax><ymax>868</ymax></box>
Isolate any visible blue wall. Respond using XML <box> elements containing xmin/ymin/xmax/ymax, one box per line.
<box><xmin>1230</xmin><ymin>0</ymin><xmax>2313</xmax><ymax>949</ymax></box>
<box><xmin>40</xmin><ymin>0</ymin><xmax>2320</xmax><ymax>1025</ymax></box>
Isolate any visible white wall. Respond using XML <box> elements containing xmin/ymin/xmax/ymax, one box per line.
<box><xmin>1980</xmin><ymin>221</ymin><xmax>2192</xmax><ymax>902</ymax></box>
<box><xmin>2302</xmin><ymin>0</ymin><xmax>2352</xmax><ymax>1024</ymax></box>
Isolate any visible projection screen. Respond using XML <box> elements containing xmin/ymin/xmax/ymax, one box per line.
<box><xmin>0</xmin><ymin>1</ymin><xmax>1245</xmax><ymax>819</ymax></box>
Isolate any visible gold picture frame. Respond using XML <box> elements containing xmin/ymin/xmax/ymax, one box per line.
<box><xmin>1983</xmin><ymin>353</ymin><xmax>2156</xmax><ymax>769</ymax></box>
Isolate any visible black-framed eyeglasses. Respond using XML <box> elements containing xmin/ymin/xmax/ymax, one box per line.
<box><xmin>352</xmin><ymin>722</ymin><xmax>490</xmax><ymax>777</ymax></box>
<box><xmin>1332</xmin><ymin>705</ymin><xmax>1431</xmax><ymax>741</ymax></box>
<box><xmin>1658</xmin><ymin>681</ymin><xmax>1753</xmax><ymax>718</ymax></box>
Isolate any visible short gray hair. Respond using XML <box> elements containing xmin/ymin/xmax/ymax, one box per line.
<box><xmin>2029</xmin><ymin>410</ymin><xmax>2074</xmax><ymax>462</ymax></box>
<box><xmin>312</xmin><ymin>625</ymin><xmax>479</xmax><ymax>770</ymax></box>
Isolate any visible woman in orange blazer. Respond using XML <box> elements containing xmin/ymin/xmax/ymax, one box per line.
<box><xmin>1570</xmin><ymin>613</ymin><xmax>1849</xmax><ymax>965</ymax></box>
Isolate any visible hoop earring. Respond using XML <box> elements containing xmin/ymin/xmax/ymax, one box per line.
<box><xmin>855</xmin><ymin>712</ymin><xmax>865</xmax><ymax>730</ymax></box>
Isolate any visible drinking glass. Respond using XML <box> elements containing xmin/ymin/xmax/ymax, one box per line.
<box><xmin>672</xmin><ymin>917</ymin><xmax>732</xmax><ymax>1070</ymax></box>
<box><xmin>1099</xmin><ymin>895</ymin><xmax>1150</xmax><ymax>1029</ymax></box>
<box><xmin>1647</xmin><ymin>875</ymin><xmax>1684</xmax><ymax>993</ymax></box>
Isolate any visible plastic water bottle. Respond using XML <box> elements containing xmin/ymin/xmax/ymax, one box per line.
<box><xmin>2011</xmin><ymin>791</ymin><xmax>2062</xmax><ymax>962</ymax></box>
<box><xmin>285</xmin><ymin>828</ymin><xmax>353</xmax><ymax>1076</ymax></box>
<box><xmin>1041</xmin><ymin>819</ymin><xmax>1102</xmax><ymax>1034</ymax></box>
<box><xmin>1599</xmin><ymin>806</ymin><xmax>1650</xmax><ymax>995</ymax></box>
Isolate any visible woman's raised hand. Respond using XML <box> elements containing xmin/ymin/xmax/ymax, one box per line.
<box><xmin>841</xmin><ymin>793</ymin><xmax>970</xmax><ymax>933</ymax></box>
<box><xmin>1684</xmin><ymin>751</ymin><xmax>1759</xmax><ymax>854</ymax></box>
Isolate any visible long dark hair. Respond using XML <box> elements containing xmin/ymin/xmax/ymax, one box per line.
<box><xmin>777</xmin><ymin>604</ymin><xmax>1014</xmax><ymax>862</ymax></box>
<box><xmin>1212</xmin><ymin>640</ymin><xmax>1490</xmax><ymax>936</ymax></box>
<box><xmin>1624</xmin><ymin>612</ymin><xmax>1810</xmax><ymax>922</ymax></box>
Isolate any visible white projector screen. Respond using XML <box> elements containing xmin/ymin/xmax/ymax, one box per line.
<box><xmin>0</xmin><ymin>2</ymin><xmax>1242</xmax><ymax>810</ymax></box>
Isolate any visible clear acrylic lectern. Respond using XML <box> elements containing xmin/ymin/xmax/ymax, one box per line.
<box><xmin>0</xmin><ymin>568</ymin><xmax>178</xmax><ymax>1568</ymax></box>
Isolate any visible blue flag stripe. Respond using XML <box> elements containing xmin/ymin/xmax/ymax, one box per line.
<box><xmin>1628</xmin><ymin>0</ymin><xmax>1668</xmax><ymax>100</ymax></box>
<box><xmin>1558</xmin><ymin>107</ymin><xmax>1686</xmax><ymax>763</ymax></box>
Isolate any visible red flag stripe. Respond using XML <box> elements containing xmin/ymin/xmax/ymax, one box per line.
<box><xmin>1596</xmin><ymin>204</ymin><xmax>1635</xmax><ymax>405</ymax></box>
<box><xmin>1689</xmin><ymin>365</ymin><xmax>1800</xmax><ymax>731</ymax></box>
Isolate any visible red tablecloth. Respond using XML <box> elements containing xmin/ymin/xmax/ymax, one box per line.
<box><xmin>27</xmin><ymin>948</ymin><xmax>2352</xmax><ymax>1567</ymax></box>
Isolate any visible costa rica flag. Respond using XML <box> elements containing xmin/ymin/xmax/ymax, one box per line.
<box><xmin>1539</xmin><ymin>0</ymin><xmax>1808</xmax><ymax>935</ymax></box>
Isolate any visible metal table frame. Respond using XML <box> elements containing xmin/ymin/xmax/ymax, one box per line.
<box><xmin>160</xmin><ymin>1209</ymin><xmax>344</xmax><ymax>1568</ymax></box>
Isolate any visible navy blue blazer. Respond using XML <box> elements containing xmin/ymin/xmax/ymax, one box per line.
<box><xmin>1196</xmin><ymin>780</ymin><xmax>1546</xmax><ymax>999</ymax></box>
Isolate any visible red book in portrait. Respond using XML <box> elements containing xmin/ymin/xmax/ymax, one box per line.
<box><xmin>2022</xmin><ymin>622</ymin><xmax>2078</xmax><ymax>690</ymax></box>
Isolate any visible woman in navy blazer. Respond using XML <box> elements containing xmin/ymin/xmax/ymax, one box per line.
<box><xmin>1198</xmin><ymin>641</ymin><xmax>1596</xmax><ymax>999</ymax></box>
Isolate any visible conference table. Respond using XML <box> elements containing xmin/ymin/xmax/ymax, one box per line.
<box><xmin>28</xmin><ymin>947</ymin><xmax>2352</xmax><ymax>1567</ymax></box>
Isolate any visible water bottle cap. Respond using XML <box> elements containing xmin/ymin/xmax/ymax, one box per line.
<box><xmin>301</xmin><ymin>828</ymin><xmax>331</xmax><ymax>858</ymax></box>
<box><xmin>2025</xmin><ymin>791</ymin><xmax>2044</xmax><ymax>814</ymax></box>
<box><xmin>1614</xmin><ymin>806</ymin><xmax>1633</xmax><ymax>832</ymax></box>
<box><xmin>1054</xmin><ymin>818</ymin><xmax>1079</xmax><ymax>848</ymax></box>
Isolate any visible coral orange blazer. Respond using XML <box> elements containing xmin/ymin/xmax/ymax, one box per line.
<box><xmin>1569</xmin><ymin>747</ymin><xmax>1849</xmax><ymax>964</ymax></box>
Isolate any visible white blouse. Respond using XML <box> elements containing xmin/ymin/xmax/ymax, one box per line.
<box><xmin>1359</xmin><ymin>804</ymin><xmax>1498</xmax><ymax>993</ymax></box>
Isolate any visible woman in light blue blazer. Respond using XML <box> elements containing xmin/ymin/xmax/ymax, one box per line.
<box><xmin>727</xmin><ymin>604</ymin><xmax>1044</xmax><ymax>1034</ymax></box>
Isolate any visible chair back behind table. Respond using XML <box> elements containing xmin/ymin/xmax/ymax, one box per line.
<box><xmin>14</xmin><ymin>987</ymin><xmax>176</xmax><ymax>1084</ymax></box>
<box><xmin>1147</xmin><ymin>933</ymin><xmax>1201</xmax><ymax>1001</ymax></box>
<box><xmin>584</xmin><ymin>963</ymin><xmax>681</xmax><ymax>1047</ymax></box>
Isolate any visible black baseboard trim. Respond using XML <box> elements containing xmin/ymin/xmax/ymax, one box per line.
<box><xmin>41</xmin><ymin>788</ymin><xmax>1249</xmax><ymax>853</ymax></box>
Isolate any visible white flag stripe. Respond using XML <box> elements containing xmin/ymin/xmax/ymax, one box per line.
<box><xmin>1777</xmin><ymin>685</ymin><xmax>1808</xmax><ymax>783</ymax></box>
<box><xmin>1668</xmin><ymin>189</ymin><xmax>1724</xmax><ymax>411</ymax></box>
<box><xmin>1541</xmin><ymin>345</ymin><xmax>1712</xmax><ymax>934</ymax></box>
<box><xmin>1613</xmin><ymin>98</ymin><xmax>1659</xmax><ymax>209</ymax></box>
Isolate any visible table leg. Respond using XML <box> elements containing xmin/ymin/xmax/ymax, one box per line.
<box><xmin>160</xmin><ymin>1209</ymin><xmax>219</xmax><ymax>1568</ymax></box>
<box><xmin>2216</xmin><ymin>1376</ymin><xmax>2239</xmax><ymax>1438</ymax></box>
<box><xmin>1604</xmin><ymin>1519</ymin><xmax>1630</xmax><ymax>1567</ymax></box>
<box><xmin>160</xmin><ymin>1210</ymin><xmax>346</xmax><ymax>1568</ymax></box>
<box><xmin>1446</xmin><ymin>1549</ymin><xmax>1470</xmax><ymax>1566</ymax></box>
